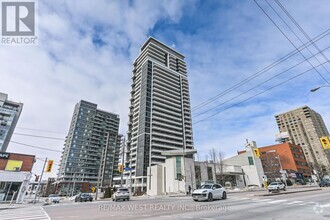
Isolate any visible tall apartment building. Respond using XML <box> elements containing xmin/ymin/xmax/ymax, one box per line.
<box><xmin>0</xmin><ymin>92</ymin><xmax>23</xmax><ymax>152</ymax></box>
<box><xmin>58</xmin><ymin>100</ymin><xmax>122</xmax><ymax>193</ymax></box>
<box><xmin>126</xmin><ymin>37</ymin><xmax>194</xmax><ymax>192</ymax></box>
<box><xmin>275</xmin><ymin>106</ymin><xmax>330</xmax><ymax>169</ymax></box>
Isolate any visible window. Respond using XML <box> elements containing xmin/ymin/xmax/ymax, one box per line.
<box><xmin>207</xmin><ymin>167</ymin><xmax>213</xmax><ymax>180</ymax></box>
<box><xmin>248</xmin><ymin>156</ymin><xmax>254</xmax><ymax>165</ymax></box>
<box><xmin>176</xmin><ymin>156</ymin><xmax>182</xmax><ymax>180</ymax></box>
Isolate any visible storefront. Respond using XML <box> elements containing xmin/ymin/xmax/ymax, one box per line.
<box><xmin>0</xmin><ymin>171</ymin><xmax>31</xmax><ymax>203</ymax></box>
<box><xmin>0</xmin><ymin>151</ymin><xmax>35</xmax><ymax>203</ymax></box>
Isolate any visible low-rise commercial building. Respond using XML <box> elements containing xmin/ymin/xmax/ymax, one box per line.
<box><xmin>0</xmin><ymin>151</ymin><xmax>35</xmax><ymax>203</ymax></box>
<box><xmin>224</xmin><ymin>141</ymin><xmax>265</xmax><ymax>187</ymax></box>
<box><xmin>259</xmin><ymin>143</ymin><xmax>312</xmax><ymax>183</ymax></box>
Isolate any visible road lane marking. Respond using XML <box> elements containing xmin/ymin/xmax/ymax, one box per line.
<box><xmin>255</xmin><ymin>199</ymin><xmax>272</xmax><ymax>202</ymax></box>
<box><xmin>287</xmin><ymin>201</ymin><xmax>304</xmax><ymax>205</ymax></box>
<box><xmin>267</xmin><ymin>200</ymin><xmax>287</xmax><ymax>204</ymax></box>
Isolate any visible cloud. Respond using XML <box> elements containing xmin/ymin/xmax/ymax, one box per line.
<box><xmin>1</xmin><ymin>0</ymin><xmax>329</xmax><ymax>178</ymax></box>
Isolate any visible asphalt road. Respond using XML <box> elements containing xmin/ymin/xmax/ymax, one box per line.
<box><xmin>2</xmin><ymin>188</ymin><xmax>330</xmax><ymax>220</ymax></box>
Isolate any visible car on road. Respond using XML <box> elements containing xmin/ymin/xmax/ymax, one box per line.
<box><xmin>112</xmin><ymin>188</ymin><xmax>130</xmax><ymax>201</ymax></box>
<box><xmin>75</xmin><ymin>193</ymin><xmax>93</xmax><ymax>202</ymax></box>
<box><xmin>45</xmin><ymin>194</ymin><xmax>61</xmax><ymax>204</ymax></box>
<box><xmin>319</xmin><ymin>179</ymin><xmax>330</xmax><ymax>187</ymax></box>
<box><xmin>192</xmin><ymin>184</ymin><xmax>227</xmax><ymax>202</ymax></box>
<box><xmin>268</xmin><ymin>182</ymin><xmax>286</xmax><ymax>192</ymax></box>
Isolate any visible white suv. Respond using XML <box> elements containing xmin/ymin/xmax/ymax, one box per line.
<box><xmin>192</xmin><ymin>184</ymin><xmax>227</xmax><ymax>202</ymax></box>
<box><xmin>268</xmin><ymin>182</ymin><xmax>286</xmax><ymax>192</ymax></box>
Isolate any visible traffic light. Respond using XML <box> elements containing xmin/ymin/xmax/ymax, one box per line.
<box><xmin>320</xmin><ymin>136</ymin><xmax>330</xmax><ymax>149</ymax></box>
<box><xmin>118</xmin><ymin>164</ymin><xmax>123</xmax><ymax>173</ymax></box>
<box><xmin>45</xmin><ymin>160</ymin><xmax>54</xmax><ymax>172</ymax></box>
<box><xmin>253</xmin><ymin>148</ymin><xmax>260</xmax><ymax>157</ymax></box>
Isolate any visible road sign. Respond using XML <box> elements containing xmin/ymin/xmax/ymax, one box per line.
<box><xmin>124</xmin><ymin>167</ymin><xmax>132</xmax><ymax>171</ymax></box>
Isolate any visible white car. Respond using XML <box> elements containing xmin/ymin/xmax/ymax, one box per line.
<box><xmin>268</xmin><ymin>182</ymin><xmax>286</xmax><ymax>192</ymax></box>
<box><xmin>45</xmin><ymin>194</ymin><xmax>60</xmax><ymax>204</ymax></box>
<box><xmin>112</xmin><ymin>188</ymin><xmax>130</xmax><ymax>202</ymax></box>
<box><xmin>192</xmin><ymin>184</ymin><xmax>227</xmax><ymax>202</ymax></box>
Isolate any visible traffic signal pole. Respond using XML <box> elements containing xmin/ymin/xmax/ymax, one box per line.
<box><xmin>33</xmin><ymin>157</ymin><xmax>47</xmax><ymax>203</ymax></box>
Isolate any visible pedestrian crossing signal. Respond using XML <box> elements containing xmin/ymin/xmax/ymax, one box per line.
<box><xmin>45</xmin><ymin>160</ymin><xmax>54</xmax><ymax>172</ymax></box>
<box><xmin>320</xmin><ymin>137</ymin><xmax>330</xmax><ymax>149</ymax></box>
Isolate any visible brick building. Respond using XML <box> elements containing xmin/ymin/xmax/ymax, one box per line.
<box><xmin>259</xmin><ymin>143</ymin><xmax>312</xmax><ymax>183</ymax></box>
<box><xmin>0</xmin><ymin>152</ymin><xmax>35</xmax><ymax>203</ymax></box>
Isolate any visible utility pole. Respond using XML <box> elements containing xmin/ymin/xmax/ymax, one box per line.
<box><xmin>71</xmin><ymin>172</ymin><xmax>76</xmax><ymax>197</ymax></box>
<box><xmin>120</xmin><ymin>137</ymin><xmax>125</xmax><ymax>187</ymax></box>
<box><xmin>33</xmin><ymin>157</ymin><xmax>47</xmax><ymax>203</ymax></box>
<box><xmin>96</xmin><ymin>136</ymin><xmax>107</xmax><ymax>201</ymax></box>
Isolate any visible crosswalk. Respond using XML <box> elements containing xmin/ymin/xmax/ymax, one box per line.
<box><xmin>228</xmin><ymin>196</ymin><xmax>320</xmax><ymax>207</ymax></box>
<box><xmin>0</xmin><ymin>206</ymin><xmax>50</xmax><ymax>220</ymax></box>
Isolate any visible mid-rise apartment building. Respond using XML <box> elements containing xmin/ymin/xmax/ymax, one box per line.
<box><xmin>275</xmin><ymin>106</ymin><xmax>330</xmax><ymax>169</ymax></box>
<box><xmin>126</xmin><ymin>37</ymin><xmax>194</xmax><ymax>192</ymax></box>
<box><xmin>58</xmin><ymin>100</ymin><xmax>122</xmax><ymax>194</ymax></box>
<box><xmin>0</xmin><ymin>92</ymin><xmax>23</xmax><ymax>152</ymax></box>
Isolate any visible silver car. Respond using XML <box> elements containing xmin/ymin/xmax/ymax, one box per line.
<box><xmin>112</xmin><ymin>188</ymin><xmax>130</xmax><ymax>202</ymax></box>
<box><xmin>46</xmin><ymin>194</ymin><xmax>60</xmax><ymax>203</ymax></box>
<box><xmin>192</xmin><ymin>184</ymin><xmax>227</xmax><ymax>202</ymax></box>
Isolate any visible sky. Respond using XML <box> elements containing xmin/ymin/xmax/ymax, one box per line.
<box><xmin>1</xmin><ymin>0</ymin><xmax>329</xmax><ymax>179</ymax></box>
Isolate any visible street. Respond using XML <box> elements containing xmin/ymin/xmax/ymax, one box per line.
<box><xmin>1</xmin><ymin>188</ymin><xmax>330</xmax><ymax>220</ymax></box>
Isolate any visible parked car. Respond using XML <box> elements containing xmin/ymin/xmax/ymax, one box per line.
<box><xmin>44</xmin><ymin>194</ymin><xmax>61</xmax><ymax>204</ymax></box>
<box><xmin>319</xmin><ymin>179</ymin><xmax>330</xmax><ymax>187</ymax></box>
<box><xmin>268</xmin><ymin>182</ymin><xmax>286</xmax><ymax>192</ymax></box>
<box><xmin>112</xmin><ymin>188</ymin><xmax>130</xmax><ymax>202</ymax></box>
<box><xmin>75</xmin><ymin>193</ymin><xmax>93</xmax><ymax>202</ymax></box>
<box><xmin>192</xmin><ymin>184</ymin><xmax>227</xmax><ymax>202</ymax></box>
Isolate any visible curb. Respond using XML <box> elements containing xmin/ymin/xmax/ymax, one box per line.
<box><xmin>254</xmin><ymin>188</ymin><xmax>322</xmax><ymax>197</ymax></box>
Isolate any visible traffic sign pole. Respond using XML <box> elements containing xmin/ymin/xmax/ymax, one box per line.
<box><xmin>33</xmin><ymin>157</ymin><xmax>47</xmax><ymax>203</ymax></box>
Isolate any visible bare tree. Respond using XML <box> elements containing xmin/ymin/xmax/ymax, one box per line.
<box><xmin>217</xmin><ymin>150</ymin><xmax>225</xmax><ymax>185</ymax></box>
<box><xmin>209</xmin><ymin>148</ymin><xmax>217</xmax><ymax>183</ymax></box>
<box><xmin>309</xmin><ymin>162</ymin><xmax>328</xmax><ymax>180</ymax></box>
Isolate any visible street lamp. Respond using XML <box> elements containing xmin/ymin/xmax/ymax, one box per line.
<box><xmin>310</xmin><ymin>85</ymin><xmax>330</xmax><ymax>92</ymax></box>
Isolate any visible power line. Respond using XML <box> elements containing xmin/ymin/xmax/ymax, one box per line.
<box><xmin>193</xmin><ymin>61</ymin><xmax>327</xmax><ymax>125</ymax></box>
<box><xmin>10</xmin><ymin>140</ymin><xmax>62</xmax><ymax>153</ymax></box>
<box><xmin>275</xmin><ymin>0</ymin><xmax>330</xmax><ymax>64</ymax></box>
<box><xmin>191</xmin><ymin>29</ymin><xmax>329</xmax><ymax>112</ymax></box>
<box><xmin>13</xmin><ymin>133</ymin><xmax>65</xmax><ymax>141</ymax></box>
<box><xmin>254</xmin><ymin>0</ymin><xmax>330</xmax><ymax>85</ymax></box>
<box><xmin>16</xmin><ymin>127</ymin><xmax>66</xmax><ymax>134</ymax></box>
<box><xmin>193</xmin><ymin>47</ymin><xmax>329</xmax><ymax>119</ymax></box>
<box><xmin>265</xmin><ymin>0</ymin><xmax>330</xmax><ymax>75</ymax></box>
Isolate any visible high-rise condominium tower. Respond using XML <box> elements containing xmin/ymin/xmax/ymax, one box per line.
<box><xmin>275</xmin><ymin>106</ymin><xmax>330</xmax><ymax>168</ymax></box>
<box><xmin>0</xmin><ymin>92</ymin><xmax>23</xmax><ymax>152</ymax></box>
<box><xmin>58</xmin><ymin>100</ymin><xmax>122</xmax><ymax>193</ymax></box>
<box><xmin>126</xmin><ymin>37</ymin><xmax>194</xmax><ymax>192</ymax></box>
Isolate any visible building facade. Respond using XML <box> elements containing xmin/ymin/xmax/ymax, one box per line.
<box><xmin>224</xmin><ymin>141</ymin><xmax>265</xmax><ymax>187</ymax></box>
<box><xmin>126</xmin><ymin>37</ymin><xmax>194</xmax><ymax>193</ymax></box>
<box><xmin>0</xmin><ymin>93</ymin><xmax>23</xmax><ymax>152</ymax></box>
<box><xmin>275</xmin><ymin>106</ymin><xmax>330</xmax><ymax>169</ymax></box>
<box><xmin>259</xmin><ymin>143</ymin><xmax>312</xmax><ymax>183</ymax></box>
<box><xmin>0</xmin><ymin>151</ymin><xmax>35</xmax><ymax>203</ymax></box>
<box><xmin>57</xmin><ymin>100</ymin><xmax>122</xmax><ymax>195</ymax></box>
